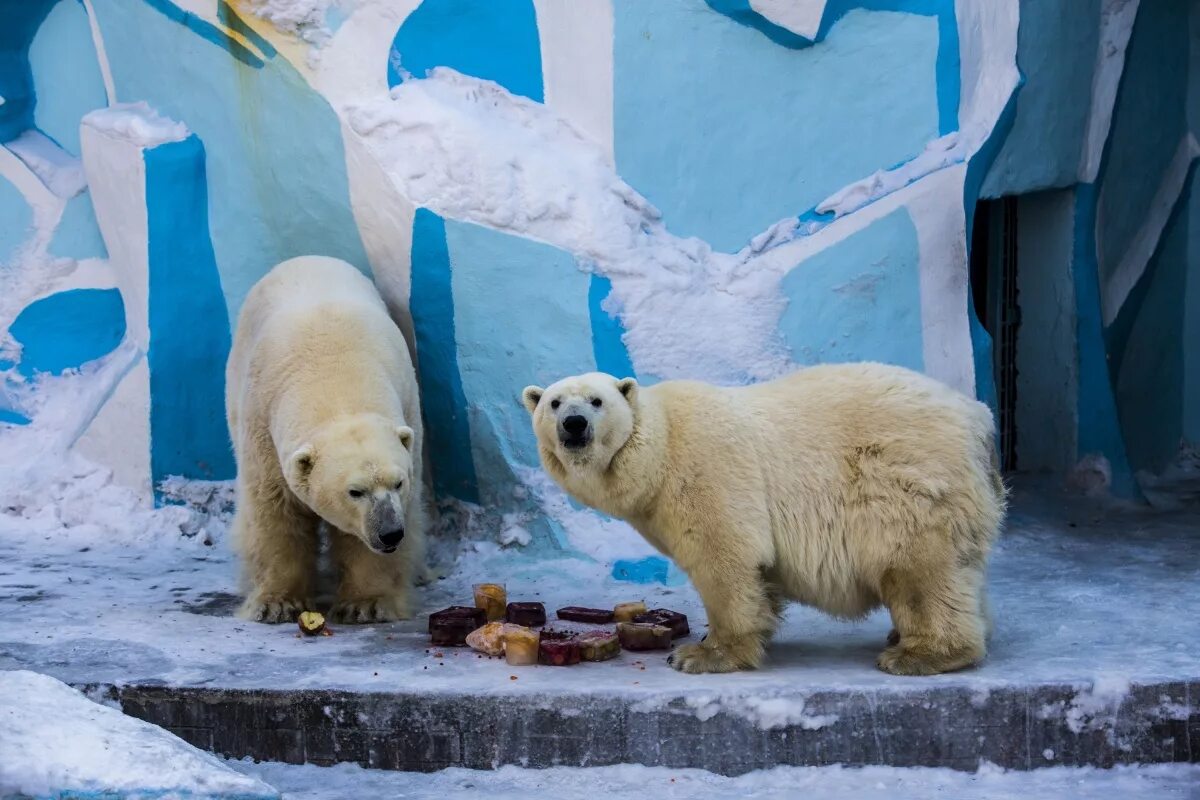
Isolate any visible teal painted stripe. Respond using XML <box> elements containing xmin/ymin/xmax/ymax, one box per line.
<box><xmin>705</xmin><ymin>0</ymin><xmax>959</xmax><ymax>134</ymax></box>
<box><xmin>0</xmin><ymin>408</ymin><xmax>31</xmax><ymax>426</ymax></box>
<box><xmin>217</xmin><ymin>0</ymin><xmax>277</xmax><ymax>58</ymax></box>
<box><xmin>141</xmin><ymin>0</ymin><xmax>264</xmax><ymax>68</ymax></box>
<box><xmin>1072</xmin><ymin>183</ymin><xmax>1137</xmax><ymax>497</ymax></box>
<box><xmin>587</xmin><ymin>274</ymin><xmax>636</xmax><ymax>379</ymax></box>
<box><xmin>410</xmin><ymin>208</ymin><xmax>479</xmax><ymax>502</ymax></box>
<box><xmin>144</xmin><ymin>135</ymin><xmax>236</xmax><ymax>491</ymax></box>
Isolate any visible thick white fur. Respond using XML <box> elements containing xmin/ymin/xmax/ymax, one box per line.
<box><xmin>523</xmin><ymin>364</ymin><xmax>1006</xmax><ymax>674</ymax></box>
<box><xmin>226</xmin><ymin>256</ymin><xmax>427</xmax><ymax>624</ymax></box>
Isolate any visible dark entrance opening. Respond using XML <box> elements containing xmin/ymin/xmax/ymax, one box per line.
<box><xmin>970</xmin><ymin>197</ymin><xmax>1020</xmax><ymax>472</ymax></box>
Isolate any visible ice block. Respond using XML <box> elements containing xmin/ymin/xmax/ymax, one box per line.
<box><xmin>632</xmin><ymin>608</ymin><xmax>690</xmax><ymax>639</ymax></box>
<box><xmin>473</xmin><ymin>583</ymin><xmax>508</xmax><ymax>622</ymax></box>
<box><xmin>503</xmin><ymin>626</ymin><xmax>540</xmax><ymax>666</ymax></box>
<box><xmin>506</xmin><ymin>601</ymin><xmax>547</xmax><ymax>627</ymax></box>
<box><xmin>617</xmin><ymin>621</ymin><xmax>673</xmax><ymax>651</ymax></box>
<box><xmin>538</xmin><ymin>629</ymin><xmax>581</xmax><ymax>666</ymax></box>
<box><xmin>556</xmin><ymin>606</ymin><xmax>615</xmax><ymax>624</ymax></box>
<box><xmin>576</xmin><ymin>629</ymin><xmax>621</xmax><ymax>661</ymax></box>
<box><xmin>428</xmin><ymin>606</ymin><xmax>486</xmax><ymax>646</ymax></box>
<box><xmin>613</xmin><ymin>601</ymin><xmax>647</xmax><ymax>622</ymax></box>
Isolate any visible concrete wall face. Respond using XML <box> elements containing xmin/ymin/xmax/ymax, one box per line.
<box><xmin>0</xmin><ymin>0</ymin><xmax>1196</xmax><ymax>566</ymax></box>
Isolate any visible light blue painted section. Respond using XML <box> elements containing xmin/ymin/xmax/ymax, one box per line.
<box><xmin>611</xmin><ymin>556</ymin><xmax>688</xmax><ymax>586</ymax></box>
<box><xmin>49</xmin><ymin>191</ymin><xmax>107</xmax><ymax>260</ymax></box>
<box><xmin>613</xmin><ymin>0</ymin><xmax>941</xmax><ymax>253</ymax></box>
<box><xmin>387</xmin><ymin>0</ymin><xmax>543</xmax><ymax>101</ymax></box>
<box><xmin>587</xmin><ymin>274</ymin><xmax>636</xmax><ymax>380</ymax></box>
<box><xmin>29</xmin><ymin>0</ymin><xmax>109</xmax><ymax>156</ymax></box>
<box><xmin>0</xmin><ymin>176</ymin><xmax>32</xmax><ymax>264</ymax></box>
<box><xmin>1096</xmin><ymin>0</ymin><xmax>1189</xmax><ymax>291</ymax></box>
<box><xmin>445</xmin><ymin>220</ymin><xmax>595</xmax><ymax>472</ymax></box>
<box><xmin>90</xmin><ymin>0</ymin><xmax>370</xmax><ymax>323</ymax></box>
<box><xmin>1072</xmin><ymin>183</ymin><xmax>1137</xmax><ymax>497</ymax></box>
<box><xmin>778</xmin><ymin>207</ymin><xmax>924</xmax><ymax>370</ymax></box>
<box><xmin>7</xmin><ymin>288</ymin><xmax>125</xmax><ymax>377</ymax></box>
<box><xmin>980</xmin><ymin>0</ymin><xmax>1100</xmax><ymax>198</ymax></box>
<box><xmin>410</xmin><ymin>209</ymin><xmax>479</xmax><ymax>503</ymax></box>
<box><xmin>1109</xmin><ymin>168</ymin><xmax>1193</xmax><ymax>474</ymax></box>
<box><xmin>144</xmin><ymin>134</ymin><xmax>235</xmax><ymax>488</ymax></box>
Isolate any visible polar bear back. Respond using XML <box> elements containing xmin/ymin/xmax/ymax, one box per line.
<box><xmin>225</xmin><ymin>255</ymin><xmax>422</xmax><ymax>471</ymax></box>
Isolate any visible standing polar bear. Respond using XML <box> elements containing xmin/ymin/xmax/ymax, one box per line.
<box><xmin>522</xmin><ymin>364</ymin><xmax>1006</xmax><ymax>675</ymax></box>
<box><xmin>226</xmin><ymin>256</ymin><xmax>427</xmax><ymax>624</ymax></box>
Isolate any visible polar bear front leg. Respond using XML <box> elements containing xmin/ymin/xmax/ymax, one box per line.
<box><xmin>330</xmin><ymin>531</ymin><xmax>412</xmax><ymax>623</ymax></box>
<box><xmin>235</xmin><ymin>493</ymin><xmax>320</xmax><ymax>623</ymax></box>
<box><xmin>668</xmin><ymin>538</ymin><xmax>779</xmax><ymax>673</ymax></box>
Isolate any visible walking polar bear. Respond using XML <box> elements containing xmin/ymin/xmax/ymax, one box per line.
<box><xmin>226</xmin><ymin>256</ymin><xmax>426</xmax><ymax>624</ymax></box>
<box><xmin>522</xmin><ymin>364</ymin><xmax>1006</xmax><ymax>675</ymax></box>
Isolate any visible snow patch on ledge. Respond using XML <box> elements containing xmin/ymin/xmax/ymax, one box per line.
<box><xmin>248</xmin><ymin>0</ymin><xmax>340</xmax><ymax>47</ymax></box>
<box><xmin>636</xmin><ymin>692</ymin><xmax>839</xmax><ymax>731</ymax></box>
<box><xmin>3</xmin><ymin>130</ymin><xmax>86</xmax><ymax>198</ymax></box>
<box><xmin>0</xmin><ymin>670</ymin><xmax>279</xmax><ymax>800</ymax></box>
<box><xmin>82</xmin><ymin>102</ymin><xmax>190</xmax><ymax>147</ymax></box>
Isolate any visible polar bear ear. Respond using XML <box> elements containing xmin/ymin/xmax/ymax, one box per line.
<box><xmin>396</xmin><ymin>426</ymin><xmax>414</xmax><ymax>451</ymax></box>
<box><xmin>288</xmin><ymin>444</ymin><xmax>316</xmax><ymax>486</ymax></box>
<box><xmin>521</xmin><ymin>386</ymin><xmax>544</xmax><ymax>414</ymax></box>
<box><xmin>615</xmin><ymin>377</ymin><xmax>638</xmax><ymax>404</ymax></box>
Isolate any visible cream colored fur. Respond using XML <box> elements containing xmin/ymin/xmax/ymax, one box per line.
<box><xmin>522</xmin><ymin>364</ymin><xmax>1006</xmax><ymax>675</ymax></box>
<box><xmin>226</xmin><ymin>256</ymin><xmax>427</xmax><ymax>624</ymax></box>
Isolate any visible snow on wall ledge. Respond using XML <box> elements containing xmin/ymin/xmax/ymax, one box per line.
<box><xmin>1</xmin><ymin>0</ymin><xmax>1196</xmax><ymax>574</ymax></box>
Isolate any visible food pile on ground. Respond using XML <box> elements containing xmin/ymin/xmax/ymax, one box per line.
<box><xmin>427</xmin><ymin>592</ymin><xmax>692</xmax><ymax>667</ymax></box>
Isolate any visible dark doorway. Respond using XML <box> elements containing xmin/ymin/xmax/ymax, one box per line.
<box><xmin>970</xmin><ymin>197</ymin><xmax>1020</xmax><ymax>472</ymax></box>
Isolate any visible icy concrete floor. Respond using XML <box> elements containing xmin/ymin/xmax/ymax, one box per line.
<box><xmin>238</xmin><ymin>759</ymin><xmax>1200</xmax><ymax>799</ymax></box>
<box><xmin>0</xmin><ymin>479</ymin><xmax>1197</xmax><ymax>701</ymax></box>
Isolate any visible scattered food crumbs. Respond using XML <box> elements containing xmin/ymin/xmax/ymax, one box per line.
<box><xmin>423</xmin><ymin>666</ymin><xmax>427</xmax><ymax>670</ymax></box>
<box><xmin>373</xmin><ymin>672</ymin><xmax>378</xmax><ymax>676</ymax></box>
<box><xmin>433</xmin><ymin>652</ymin><xmax>444</xmax><ymax>658</ymax></box>
<box><xmin>510</xmin><ymin>675</ymin><xmax>518</xmax><ymax>681</ymax></box>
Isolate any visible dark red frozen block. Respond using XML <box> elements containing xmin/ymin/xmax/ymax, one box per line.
<box><xmin>506</xmin><ymin>601</ymin><xmax>547</xmax><ymax>627</ymax></box>
<box><xmin>632</xmin><ymin>608</ymin><xmax>690</xmax><ymax>639</ymax></box>
<box><xmin>429</xmin><ymin>606</ymin><xmax>486</xmax><ymax>646</ymax></box>
<box><xmin>538</xmin><ymin>629</ymin><xmax>581</xmax><ymax>665</ymax></box>
<box><xmin>556</xmin><ymin>606</ymin><xmax>616</xmax><ymax>624</ymax></box>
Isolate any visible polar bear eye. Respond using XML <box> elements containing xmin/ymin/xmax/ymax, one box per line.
<box><xmin>591</xmin><ymin>398</ymin><xmax>603</xmax><ymax>408</ymax></box>
<box><xmin>393</xmin><ymin>480</ymin><xmax>403</xmax><ymax>490</ymax></box>
<box><xmin>550</xmin><ymin>399</ymin><xmax>561</xmax><ymax>410</ymax></box>
<box><xmin>348</xmin><ymin>489</ymin><xmax>365</xmax><ymax>499</ymax></box>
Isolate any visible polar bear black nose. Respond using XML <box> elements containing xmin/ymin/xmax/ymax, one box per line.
<box><xmin>379</xmin><ymin>528</ymin><xmax>405</xmax><ymax>550</ymax></box>
<box><xmin>563</xmin><ymin>414</ymin><xmax>589</xmax><ymax>435</ymax></box>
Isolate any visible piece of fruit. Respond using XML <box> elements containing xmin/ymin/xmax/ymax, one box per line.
<box><xmin>298</xmin><ymin>611</ymin><xmax>326</xmax><ymax>636</ymax></box>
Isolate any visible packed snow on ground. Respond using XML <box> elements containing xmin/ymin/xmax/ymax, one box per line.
<box><xmin>240</xmin><ymin>759</ymin><xmax>1200</xmax><ymax>800</ymax></box>
<box><xmin>0</xmin><ymin>670</ymin><xmax>278</xmax><ymax>800</ymax></box>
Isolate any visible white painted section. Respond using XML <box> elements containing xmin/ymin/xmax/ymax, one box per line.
<box><xmin>22</xmin><ymin>258</ymin><xmax>119</xmax><ymax>305</ymax></box>
<box><xmin>311</xmin><ymin>0</ymin><xmax>420</xmax><ymax>102</ymax></box>
<box><xmin>535</xmin><ymin>0</ymin><xmax>615</xmax><ymax>161</ymax></box>
<box><xmin>80</xmin><ymin>0</ymin><xmax>117</xmax><ymax>105</ymax></box>
<box><xmin>955</xmin><ymin>0</ymin><xmax>1020</xmax><ymax>136</ymax></box>
<box><xmin>79</xmin><ymin>120</ymin><xmax>151</xmax><ymax>349</ymax></box>
<box><xmin>0</xmin><ymin>144</ymin><xmax>68</xmax><ymax>310</ymax></box>
<box><xmin>74</xmin><ymin>355</ymin><xmax>152</xmax><ymax>497</ymax></box>
<box><xmin>1079</xmin><ymin>0</ymin><xmax>1141</xmax><ymax>183</ymax></box>
<box><xmin>1101</xmin><ymin>133</ymin><xmax>1200</xmax><ymax>325</ymax></box>
<box><xmin>4</xmin><ymin>130</ymin><xmax>87</xmax><ymax>199</ymax></box>
<box><xmin>749</xmin><ymin>0</ymin><xmax>826</xmax><ymax>40</ymax></box>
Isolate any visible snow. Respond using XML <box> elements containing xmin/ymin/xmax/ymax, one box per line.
<box><xmin>3</xmin><ymin>130</ymin><xmax>87</xmax><ymax>199</ymax></box>
<box><xmin>82</xmin><ymin>102</ymin><xmax>190</xmax><ymax>147</ymax></box>
<box><xmin>239</xmin><ymin>759</ymin><xmax>1200</xmax><ymax>800</ymax></box>
<box><xmin>248</xmin><ymin>0</ymin><xmax>339</xmax><ymax>47</ymax></box>
<box><xmin>0</xmin><ymin>670</ymin><xmax>278</xmax><ymax>800</ymax></box>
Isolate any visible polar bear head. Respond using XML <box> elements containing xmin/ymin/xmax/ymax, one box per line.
<box><xmin>284</xmin><ymin>414</ymin><xmax>416</xmax><ymax>554</ymax></box>
<box><xmin>522</xmin><ymin>372</ymin><xmax>638</xmax><ymax>470</ymax></box>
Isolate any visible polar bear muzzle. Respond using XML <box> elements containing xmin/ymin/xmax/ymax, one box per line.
<box><xmin>367</xmin><ymin>497</ymin><xmax>405</xmax><ymax>553</ymax></box>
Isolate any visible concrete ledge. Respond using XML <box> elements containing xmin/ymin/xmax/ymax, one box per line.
<box><xmin>86</xmin><ymin>679</ymin><xmax>1198</xmax><ymax>775</ymax></box>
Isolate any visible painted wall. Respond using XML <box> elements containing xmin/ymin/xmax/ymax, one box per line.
<box><xmin>1</xmin><ymin>0</ymin><xmax>1197</xmax><ymax>571</ymax></box>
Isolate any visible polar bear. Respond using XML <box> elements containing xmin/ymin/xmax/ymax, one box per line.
<box><xmin>226</xmin><ymin>255</ymin><xmax>427</xmax><ymax>624</ymax></box>
<box><xmin>522</xmin><ymin>365</ymin><xmax>1006</xmax><ymax>675</ymax></box>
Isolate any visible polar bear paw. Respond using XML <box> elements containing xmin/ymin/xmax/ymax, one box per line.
<box><xmin>667</xmin><ymin>642</ymin><xmax>746</xmax><ymax>674</ymax></box>
<box><xmin>239</xmin><ymin>595</ymin><xmax>306</xmax><ymax>624</ymax></box>
<box><xmin>331</xmin><ymin>595</ymin><xmax>409</xmax><ymax>624</ymax></box>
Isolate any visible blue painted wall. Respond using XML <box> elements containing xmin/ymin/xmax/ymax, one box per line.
<box><xmin>29</xmin><ymin>0</ymin><xmax>108</xmax><ymax>156</ymax></box>
<box><xmin>89</xmin><ymin>0</ymin><xmax>371</xmax><ymax>323</ymax></box>
<box><xmin>0</xmin><ymin>0</ymin><xmax>56</xmax><ymax>142</ymax></box>
<box><xmin>7</xmin><ymin>288</ymin><xmax>125</xmax><ymax>377</ymax></box>
<box><xmin>779</xmin><ymin>207</ymin><xmax>924</xmax><ymax>370</ymax></box>
<box><xmin>0</xmin><ymin>175</ymin><xmax>32</xmax><ymax>265</ymax></box>
<box><xmin>49</xmin><ymin>192</ymin><xmax>107</xmax><ymax>261</ymax></box>
<box><xmin>613</xmin><ymin>0</ymin><xmax>942</xmax><ymax>252</ymax></box>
